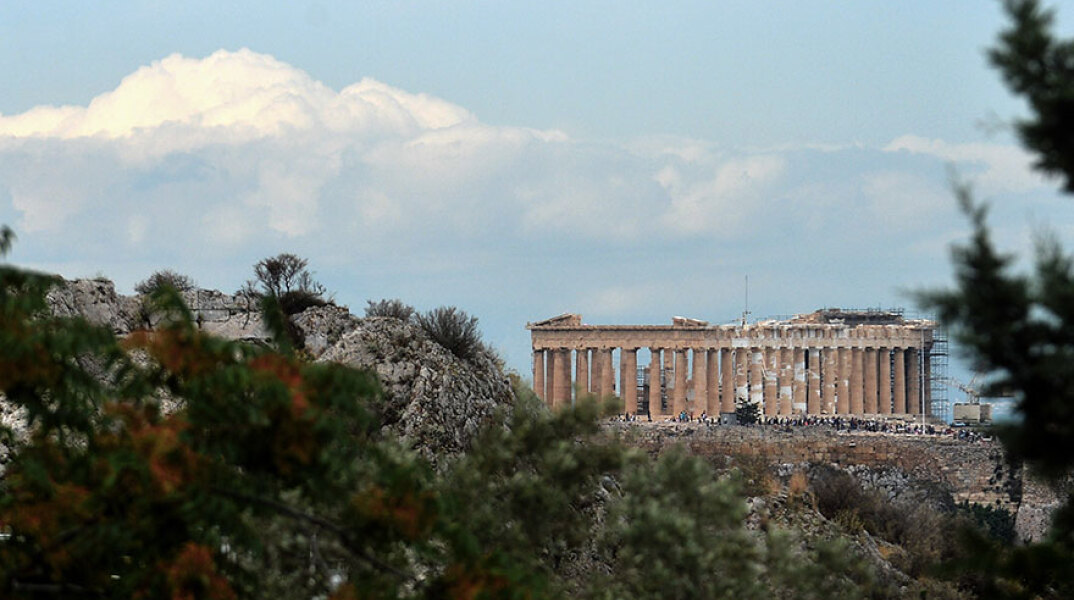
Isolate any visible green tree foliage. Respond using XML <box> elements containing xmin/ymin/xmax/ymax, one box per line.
<box><xmin>989</xmin><ymin>0</ymin><xmax>1074</xmax><ymax>193</ymax></box>
<box><xmin>956</xmin><ymin>501</ymin><xmax>1017</xmax><ymax>546</ymax></box>
<box><xmin>924</xmin><ymin>1</ymin><xmax>1074</xmax><ymax>596</ymax></box>
<box><xmin>0</xmin><ymin>232</ymin><xmax>883</xmax><ymax>598</ymax></box>
<box><xmin>735</xmin><ymin>398</ymin><xmax>761</xmax><ymax>425</ymax></box>
<box><xmin>245</xmin><ymin>253</ymin><xmax>328</xmax><ymax>316</ymax></box>
<box><xmin>134</xmin><ymin>269</ymin><xmax>196</xmax><ymax>295</ymax></box>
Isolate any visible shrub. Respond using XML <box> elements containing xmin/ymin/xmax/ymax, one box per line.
<box><xmin>811</xmin><ymin>466</ymin><xmax>960</xmax><ymax>577</ymax></box>
<box><xmin>957</xmin><ymin>500</ymin><xmax>1017</xmax><ymax>545</ymax></box>
<box><xmin>365</xmin><ymin>298</ymin><xmax>415</xmax><ymax>321</ymax></box>
<box><xmin>735</xmin><ymin>399</ymin><xmax>761</xmax><ymax>425</ymax></box>
<box><xmin>244</xmin><ymin>253</ymin><xmax>328</xmax><ymax>316</ymax></box>
<box><xmin>134</xmin><ymin>269</ymin><xmax>195</xmax><ymax>295</ymax></box>
<box><xmin>415</xmin><ymin>306</ymin><xmax>484</xmax><ymax>362</ymax></box>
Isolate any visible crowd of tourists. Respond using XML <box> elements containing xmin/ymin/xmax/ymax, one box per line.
<box><xmin>615</xmin><ymin>411</ymin><xmax>988</xmax><ymax>442</ymax></box>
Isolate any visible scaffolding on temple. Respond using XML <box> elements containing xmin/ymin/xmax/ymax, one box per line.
<box><xmin>929</xmin><ymin>328</ymin><xmax>950</xmax><ymax>421</ymax></box>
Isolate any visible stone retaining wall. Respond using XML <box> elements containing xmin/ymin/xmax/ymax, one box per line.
<box><xmin>612</xmin><ymin>423</ymin><xmax>1061</xmax><ymax>541</ymax></box>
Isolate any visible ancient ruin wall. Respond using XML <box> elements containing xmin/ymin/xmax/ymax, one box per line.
<box><xmin>530</xmin><ymin>311</ymin><xmax>935</xmax><ymax>419</ymax></box>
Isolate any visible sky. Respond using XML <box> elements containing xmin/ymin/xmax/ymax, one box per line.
<box><xmin>1</xmin><ymin>1</ymin><xmax>1072</xmax><ymax>414</ymax></box>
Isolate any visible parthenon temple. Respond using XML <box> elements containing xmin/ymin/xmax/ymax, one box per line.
<box><xmin>527</xmin><ymin>309</ymin><xmax>937</xmax><ymax>418</ymax></box>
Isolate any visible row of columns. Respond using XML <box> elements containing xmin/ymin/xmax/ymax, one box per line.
<box><xmin>533</xmin><ymin>346</ymin><xmax>929</xmax><ymax>417</ymax></box>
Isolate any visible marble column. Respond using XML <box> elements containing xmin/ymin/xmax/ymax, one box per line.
<box><xmin>750</xmin><ymin>348</ymin><xmax>764</xmax><ymax>410</ymax></box>
<box><xmin>673</xmin><ymin>349</ymin><xmax>688</xmax><ymax>416</ymax></box>
<box><xmin>547</xmin><ymin>350</ymin><xmax>557</xmax><ymax>408</ymax></box>
<box><xmin>601</xmin><ymin>349</ymin><xmax>616</xmax><ymax>398</ymax></box>
<box><xmin>763</xmin><ymin>348</ymin><xmax>778</xmax><ymax>417</ymax></box>
<box><xmin>850</xmin><ymin>347</ymin><xmax>864</xmax><ymax>415</ymax></box>
<box><xmin>893</xmin><ymin>348</ymin><xmax>907</xmax><ymax>414</ymax></box>
<box><xmin>575</xmin><ymin>349</ymin><xmax>590</xmax><ymax>399</ymax></box>
<box><xmin>553</xmin><ymin>348</ymin><xmax>571</xmax><ymax>410</ymax></box>
<box><xmin>822</xmin><ymin>348</ymin><xmax>837</xmax><ymax>414</ymax></box>
<box><xmin>735</xmin><ymin>348</ymin><xmax>749</xmax><ymax>409</ymax></box>
<box><xmin>649</xmin><ymin>348</ymin><xmax>663</xmax><ymax>417</ymax></box>
<box><xmin>837</xmin><ymin>347</ymin><xmax>851</xmax><ymax>414</ymax></box>
<box><xmin>620</xmin><ymin>348</ymin><xmax>637</xmax><ymax>415</ymax></box>
<box><xmin>807</xmin><ymin>348</ymin><xmax>822</xmax><ymax>415</ymax></box>
<box><xmin>907</xmin><ymin>348</ymin><xmax>921</xmax><ymax>415</ymax></box>
<box><xmin>591</xmin><ymin>352</ymin><xmax>603</xmax><ymax>399</ymax></box>
<box><xmin>533</xmin><ymin>350</ymin><xmax>546</xmax><ymax>404</ymax></box>
<box><xmin>706</xmin><ymin>349</ymin><xmax>719</xmax><ymax>415</ymax></box>
<box><xmin>864</xmin><ymin>348</ymin><xmax>878</xmax><ymax>414</ymax></box>
<box><xmin>663</xmin><ymin>347</ymin><xmax>675</xmax><ymax>410</ymax></box>
<box><xmin>878</xmin><ymin>348</ymin><xmax>892</xmax><ymax>414</ymax></box>
<box><xmin>720</xmin><ymin>348</ymin><xmax>735</xmax><ymax>414</ymax></box>
<box><xmin>792</xmin><ymin>347</ymin><xmax>807</xmax><ymax>415</ymax></box>
<box><xmin>693</xmin><ymin>348</ymin><xmax>708</xmax><ymax>415</ymax></box>
<box><xmin>778</xmin><ymin>347</ymin><xmax>793</xmax><ymax>415</ymax></box>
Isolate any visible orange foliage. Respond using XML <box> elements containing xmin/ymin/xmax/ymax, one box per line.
<box><xmin>2</xmin><ymin>479</ymin><xmax>91</xmax><ymax>571</ymax></box>
<box><xmin>351</xmin><ymin>486</ymin><xmax>436</xmax><ymax>540</ymax></box>
<box><xmin>248</xmin><ymin>354</ymin><xmax>324</xmax><ymax>475</ymax></box>
<box><xmin>126</xmin><ymin>329</ymin><xmax>215</xmax><ymax>378</ymax></box>
<box><xmin>328</xmin><ymin>583</ymin><xmax>360</xmax><ymax>600</ymax></box>
<box><xmin>250</xmin><ymin>354</ymin><xmax>311</xmax><ymax>415</ymax></box>
<box><xmin>100</xmin><ymin>403</ymin><xmax>200</xmax><ymax>496</ymax></box>
<box><xmin>439</xmin><ymin>563</ymin><xmax>512</xmax><ymax>600</ymax></box>
<box><xmin>160</xmin><ymin>542</ymin><xmax>236</xmax><ymax>600</ymax></box>
<box><xmin>0</xmin><ymin>326</ymin><xmax>58</xmax><ymax>389</ymax></box>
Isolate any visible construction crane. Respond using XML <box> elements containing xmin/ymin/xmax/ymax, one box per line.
<box><xmin>941</xmin><ymin>374</ymin><xmax>980</xmax><ymax>404</ymax></box>
<box><xmin>942</xmin><ymin>375</ymin><xmax>991</xmax><ymax>425</ymax></box>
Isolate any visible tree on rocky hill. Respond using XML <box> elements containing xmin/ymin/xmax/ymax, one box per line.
<box><xmin>243</xmin><ymin>253</ymin><xmax>328</xmax><ymax>316</ymax></box>
<box><xmin>134</xmin><ymin>269</ymin><xmax>196</xmax><ymax>295</ymax></box>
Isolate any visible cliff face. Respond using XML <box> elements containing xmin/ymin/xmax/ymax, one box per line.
<box><xmin>39</xmin><ymin>278</ymin><xmax>514</xmax><ymax>461</ymax></box>
<box><xmin>616</xmin><ymin>423</ymin><xmax>1061</xmax><ymax>544</ymax></box>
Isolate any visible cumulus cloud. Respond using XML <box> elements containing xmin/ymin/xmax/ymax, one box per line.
<box><xmin>0</xmin><ymin>49</ymin><xmax>472</xmax><ymax>142</ymax></box>
<box><xmin>0</xmin><ymin>49</ymin><xmax>1064</xmax><ymax>345</ymax></box>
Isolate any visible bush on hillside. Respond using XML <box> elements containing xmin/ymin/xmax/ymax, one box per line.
<box><xmin>134</xmin><ymin>269</ymin><xmax>195</xmax><ymax>295</ymax></box>
<box><xmin>365</xmin><ymin>298</ymin><xmax>415</xmax><ymax>322</ymax></box>
<box><xmin>243</xmin><ymin>253</ymin><xmax>329</xmax><ymax>315</ymax></box>
<box><xmin>811</xmin><ymin>466</ymin><xmax>961</xmax><ymax>577</ymax></box>
<box><xmin>415</xmin><ymin>305</ymin><xmax>484</xmax><ymax>362</ymax></box>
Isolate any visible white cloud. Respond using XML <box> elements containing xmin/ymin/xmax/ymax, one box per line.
<box><xmin>860</xmin><ymin>170</ymin><xmax>951</xmax><ymax>228</ymax></box>
<box><xmin>884</xmin><ymin>134</ymin><xmax>1049</xmax><ymax>195</ymax></box>
<box><xmin>659</xmin><ymin>154</ymin><xmax>785</xmax><ymax>235</ymax></box>
<box><xmin>0</xmin><ymin>49</ymin><xmax>473</xmax><ymax>143</ymax></box>
<box><xmin>0</xmin><ymin>49</ymin><xmax>1066</xmax><ymax>348</ymax></box>
<box><xmin>6</xmin><ymin>50</ymin><xmax>1045</xmax><ymax>251</ymax></box>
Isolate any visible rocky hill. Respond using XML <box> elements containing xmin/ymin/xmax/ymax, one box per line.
<box><xmin>615</xmin><ymin>422</ymin><xmax>1064</xmax><ymax>544</ymax></box>
<box><xmin>41</xmin><ymin>277</ymin><xmax>515</xmax><ymax>461</ymax></box>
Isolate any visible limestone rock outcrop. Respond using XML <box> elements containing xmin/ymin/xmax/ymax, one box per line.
<box><xmin>34</xmin><ymin>278</ymin><xmax>514</xmax><ymax>462</ymax></box>
<box><xmin>290</xmin><ymin>305</ymin><xmax>361</xmax><ymax>357</ymax></box>
<box><xmin>1015</xmin><ymin>476</ymin><xmax>1068</xmax><ymax>543</ymax></box>
<box><xmin>180</xmin><ymin>289</ymin><xmax>270</xmax><ymax>342</ymax></box>
<box><xmin>46</xmin><ymin>278</ymin><xmax>142</xmax><ymax>335</ymax></box>
<box><xmin>312</xmin><ymin>314</ymin><xmax>513</xmax><ymax>461</ymax></box>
